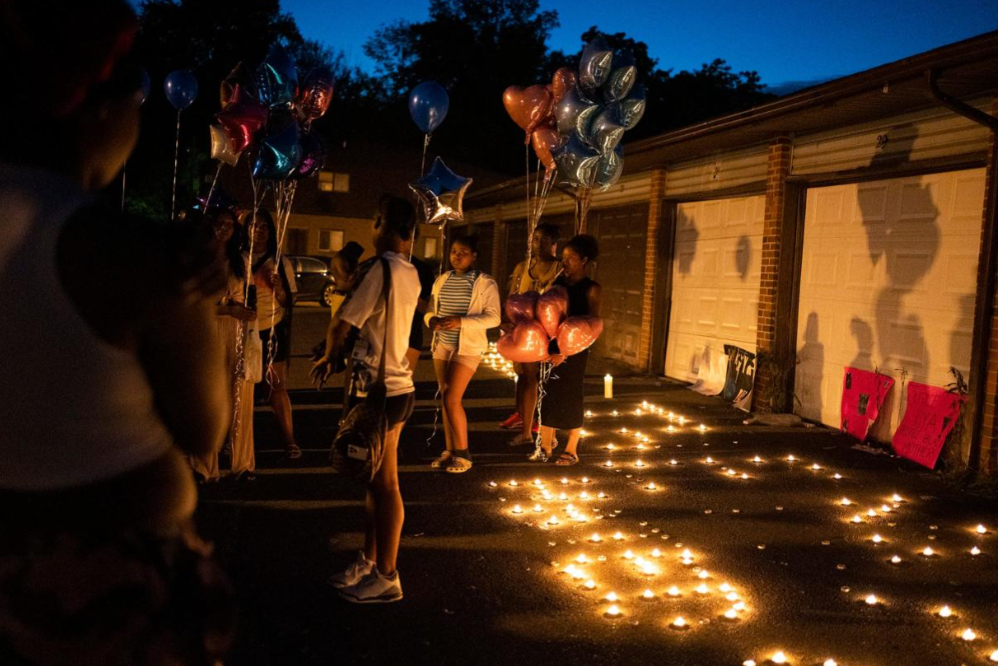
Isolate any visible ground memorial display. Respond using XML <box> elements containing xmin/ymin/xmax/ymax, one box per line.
<box><xmin>840</xmin><ymin>367</ymin><xmax>894</xmax><ymax>441</ymax></box>
<box><xmin>892</xmin><ymin>381</ymin><xmax>967</xmax><ymax>469</ymax></box>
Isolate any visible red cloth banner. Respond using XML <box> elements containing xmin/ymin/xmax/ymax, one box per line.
<box><xmin>840</xmin><ymin>367</ymin><xmax>894</xmax><ymax>440</ymax></box>
<box><xmin>892</xmin><ymin>382</ymin><xmax>966</xmax><ymax>469</ymax></box>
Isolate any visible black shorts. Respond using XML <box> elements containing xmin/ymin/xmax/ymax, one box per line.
<box><xmin>260</xmin><ymin>319</ymin><xmax>291</xmax><ymax>363</ymax></box>
<box><xmin>385</xmin><ymin>392</ymin><xmax>416</xmax><ymax>427</ymax></box>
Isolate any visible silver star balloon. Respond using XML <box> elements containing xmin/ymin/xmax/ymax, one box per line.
<box><xmin>409</xmin><ymin>157</ymin><xmax>473</xmax><ymax>225</ymax></box>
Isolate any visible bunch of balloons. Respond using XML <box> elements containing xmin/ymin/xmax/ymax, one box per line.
<box><xmin>497</xmin><ymin>287</ymin><xmax>604</xmax><ymax>363</ymax></box>
<box><xmin>210</xmin><ymin>44</ymin><xmax>333</xmax><ymax>181</ymax></box>
<box><xmin>503</xmin><ymin>36</ymin><xmax>645</xmax><ymax>191</ymax></box>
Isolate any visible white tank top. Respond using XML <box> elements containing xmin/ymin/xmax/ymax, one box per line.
<box><xmin>0</xmin><ymin>165</ymin><xmax>174</xmax><ymax>491</ymax></box>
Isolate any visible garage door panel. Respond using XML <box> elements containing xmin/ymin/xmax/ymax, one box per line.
<box><xmin>665</xmin><ymin>195</ymin><xmax>765</xmax><ymax>379</ymax></box>
<box><xmin>795</xmin><ymin>168</ymin><xmax>984</xmax><ymax>438</ymax></box>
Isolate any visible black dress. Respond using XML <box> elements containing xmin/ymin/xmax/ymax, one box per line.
<box><xmin>541</xmin><ymin>276</ymin><xmax>596</xmax><ymax>430</ymax></box>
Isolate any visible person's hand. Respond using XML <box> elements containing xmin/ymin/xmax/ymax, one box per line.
<box><xmin>500</xmin><ymin>321</ymin><xmax>514</xmax><ymax>334</ymax></box>
<box><xmin>230</xmin><ymin>305</ymin><xmax>256</xmax><ymax>322</ymax></box>
<box><xmin>266</xmin><ymin>271</ymin><xmax>282</xmax><ymax>288</ymax></box>
<box><xmin>310</xmin><ymin>356</ymin><xmax>334</xmax><ymax>388</ymax></box>
<box><xmin>438</xmin><ymin>316</ymin><xmax>462</xmax><ymax>330</ymax></box>
<box><xmin>428</xmin><ymin>317</ymin><xmax>441</xmax><ymax>332</ymax></box>
<box><xmin>549</xmin><ymin>353</ymin><xmax>566</xmax><ymax>367</ymax></box>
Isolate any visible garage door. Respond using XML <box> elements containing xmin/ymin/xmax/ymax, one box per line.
<box><xmin>795</xmin><ymin>168</ymin><xmax>984</xmax><ymax>440</ymax></box>
<box><xmin>664</xmin><ymin>195</ymin><xmax>765</xmax><ymax>381</ymax></box>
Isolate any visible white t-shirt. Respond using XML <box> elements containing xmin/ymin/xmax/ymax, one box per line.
<box><xmin>338</xmin><ymin>251</ymin><xmax>420</xmax><ymax>397</ymax></box>
<box><xmin>249</xmin><ymin>255</ymin><xmax>298</xmax><ymax>331</ymax></box>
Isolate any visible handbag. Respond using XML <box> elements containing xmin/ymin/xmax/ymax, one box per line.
<box><xmin>331</xmin><ymin>257</ymin><xmax>392</xmax><ymax>482</ymax></box>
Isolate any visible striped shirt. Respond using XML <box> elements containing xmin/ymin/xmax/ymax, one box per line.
<box><xmin>436</xmin><ymin>270</ymin><xmax>478</xmax><ymax>347</ymax></box>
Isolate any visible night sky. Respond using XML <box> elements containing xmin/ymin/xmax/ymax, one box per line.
<box><xmin>283</xmin><ymin>0</ymin><xmax>998</xmax><ymax>88</ymax></box>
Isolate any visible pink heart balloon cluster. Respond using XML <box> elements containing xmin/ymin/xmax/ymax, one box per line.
<box><xmin>497</xmin><ymin>287</ymin><xmax>603</xmax><ymax>363</ymax></box>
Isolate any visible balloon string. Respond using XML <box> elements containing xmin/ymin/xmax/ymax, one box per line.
<box><xmin>532</xmin><ymin>362</ymin><xmax>554</xmax><ymax>457</ymax></box>
<box><xmin>421</xmin><ymin>133</ymin><xmax>432</xmax><ymax>176</ymax></box>
<box><xmin>425</xmin><ymin>387</ymin><xmax>442</xmax><ymax>449</ymax></box>
<box><xmin>120</xmin><ymin>160</ymin><xmax>127</xmax><ymax>213</ymax></box>
<box><xmin>170</xmin><ymin>110</ymin><xmax>182</xmax><ymax>221</ymax></box>
<box><xmin>205</xmin><ymin>162</ymin><xmax>224</xmax><ymax>207</ymax></box>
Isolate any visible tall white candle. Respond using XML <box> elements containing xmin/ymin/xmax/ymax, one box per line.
<box><xmin>604</xmin><ymin>374</ymin><xmax>613</xmax><ymax>399</ymax></box>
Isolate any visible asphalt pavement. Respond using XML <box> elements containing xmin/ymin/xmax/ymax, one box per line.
<box><xmin>196</xmin><ymin>307</ymin><xmax>998</xmax><ymax>666</ymax></box>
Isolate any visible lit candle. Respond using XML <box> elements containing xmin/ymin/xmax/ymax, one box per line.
<box><xmin>681</xmin><ymin>549</ymin><xmax>693</xmax><ymax>560</ymax></box>
<box><xmin>576</xmin><ymin>553</ymin><xmax>588</xmax><ymax>564</ymax></box>
<box><xmin>811</xmin><ymin>463</ymin><xmax>821</xmax><ymax>470</ymax></box>
<box><xmin>678</xmin><ymin>417</ymin><xmax>686</xmax><ymax>425</ymax></box>
<box><xmin>939</xmin><ymin>605</ymin><xmax>953</xmax><ymax>618</ymax></box>
<box><xmin>590</xmin><ymin>533</ymin><xmax>602</xmax><ymax>543</ymax></box>
<box><xmin>719</xmin><ymin>582</ymin><xmax>732</xmax><ymax>593</ymax></box>
<box><xmin>637</xmin><ymin>443</ymin><xmax>646</xmax><ymax>450</ymax></box>
<box><xmin>787</xmin><ymin>455</ymin><xmax>796</xmax><ymax>462</ymax></box>
<box><xmin>726</xmin><ymin>592</ymin><xmax>740</xmax><ymax>601</ymax></box>
<box><xmin>642</xmin><ymin>589</ymin><xmax>655</xmax><ymax>599</ymax></box>
<box><xmin>727</xmin><ymin>469</ymin><xmax>736</xmax><ymax>476</ymax></box>
<box><xmin>666</xmin><ymin>425</ymin><xmax>676</xmax><ymax>433</ymax></box>
<box><xmin>752</xmin><ymin>455</ymin><xmax>763</xmax><ymax>463</ymax></box>
<box><xmin>623</xmin><ymin>550</ymin><xmax>634</xmax><ymax>559</ymax></box>
<box><xmin>646</xmin><ymin>482</ymin><xmax>657</xmax><ymax>490</ymax></box>
<box><xmin>880</xmin><ymin>504</ymin><xmax>892</xmax><ymax>513</ymax></box>
<box><xmin>823</xmin><ymin>660</ymin><xmax>837</xmax><ymax>666</ymax></box>
<box><xmin>560</xmin><ymin>477</ymin><xmax>569</xmax><ymax>485</ymax></box>
<box><xmin>559</xmin><ymin>492</ymin><xmax>568</xmax><ymax>501</ymax></box>
<box><xmin>669</xmin><ymin>459</ymin><xmax>679</xmax><ymax>465</ymax></box>
<box><xmin>607</xmin><ymin>443</ymin><xmax>616</xmax><ymax>451</ymax></box>
<box><xmin>533</xmin><ymin>478</ymin><xmax>543</xmax><ymax>486</ymax></box>
<box><xmin>613</xmin><ymin>532</ymin><xmax>624</xmax><ymax>541</ymax></box>
<box><xmin>990</xmin><ymin>650</ymin><xmax>998</xmax><ymax>662</ymax></box>
<box><xmin>547</xmin><ymin>516</ymin><xmax>559</xmax><ymax>525</ymax></box>
<box><xmin>667</xmin><ymin>586</ymin><xmax>681</xmax><ymax>597</ymax></box>
<box><xmin>977</xmin><ymin>524</ymin><xmax>988</xmax><ymax>535</ymax></box>
<box><xmin>489</xmin><ymin>481</ymin><xmax>497</xmax><ymax>487</ymax></box>
<box><xmin>695</xmin><ymin>583</ymin><xmax>710</xmax><ymax>594</ymax></box>
<box><xmin>723</xmin><ymin>608</ymin><xmax>738</xmax><ymax>620</ymax></box>
<box><xmin>585</xmin><ymin>410</ymin><xmax>594</xmax><ymax>418</ymax></box>
<box><xmin>867</xmin><ymin>508</ymin><xmax>878</xmax><ymax>517</ymax></box>
<box><xmin>890</xmin><ymin>555</ymin><xmax>902</xmax><ymax>564</ymax></box>
<box><xmin>605</xmin><ymin>604</ymin><xmax>621</xmax><ymax>617</ymax></box>
<box><xmin>733</xmin><ymin>601</ymin><xmax>746</xmax><ymax>611</ymax></box>
<box><xmin>699</xmin><ymin>424</ymin><xmax>707</xmax><ymax>432</ymax></box>
<box><xmin>604</xmin><ymin>374</ymin><xmax>613</xmax><ymax>399</ymax></box>
<box><xmin>584</xmin><ymin>579</ymin><xmax>596</xmax><ymax>590</ymax></box>
<box><xmin>872</xmin><ymin>534</ymin><xmax>884</xmax><ymax>544</ymax></box>
<box><xmin>651</xmin><ymin>548</ymin><xmax>662</xmax><ymax>558</ymax></box>
<box><xmin>512</xmin><ymin>505</ymin><xmax>523</xmax><ymax>514</ymax></box>
<box><xmin>635</xmin><ymin>459</ymin><xmax>645</xmax><ymax>467</ymax></box>
<box><xmin>641</xmin><ymin>563</ymin><xmax>658</xmax><ymax>575</ymax></box>
<box><xmin>605</xmin><ymin>591</ymin><xmax>618</xmax><ymax>602</ymax></box>
<box><xmin>962</xmin><ymin>628</ymin><xmax>977</xmax><ymax>641</ymax></box>
<box><xmin>604</xmin><ymin>460</ymin><xmax>614</xmax><ymax>468</ymax></box>
<box><xmin>581</xmin><ymin>477</ymin><xmax>590</xmax><ymax>483</ymax></box>
<box><xmin>851</xmin><ymin>515</ymin><xmax>863</xmax><ymax>524</ymax></box>
<box><xmin>611</xmin><ymin>410</ymin><xmax>619</xmax><ymax>417</ymax></box>
<box><xmin>840</xmin><ymin>497</ymin><xmax>852</xmax><ymax>506</ymax></box>
<box><xmin>741</xmin><ymin>473</ymin><xmax>749</xmax><ymax>479</ymax></box>
<box><xmin>705</xmin><ymin>456</ymin><xmax>715</xmax><ymax>464</ymax></box>
<box><xmin>509</xmin><ymin>480</ymin><xmax>519</xmax><ymax>487</ymax></box>
<box><xmin>922</xmin><ymin>546</ymin><xmax>935</xmax><ymax>557</ymax></box>
<box><xmin>533</xmin><ymin>504</ymin><xmax>543</xmax><ymax>513</ymax></box>
<box><xmin>671</xmin><ymin>616</ymin><xmax>688</xmax><ymax>629</ymax></box>
<box><xmin>598</xmin><ymin>492</ymin><xmax>607</xmax><ymax>499</ymax></box>
<box><xmin>892</xmin><ymin>493</ymin><xmax>904</xmax><ymax>502</ymax></box>
<box><xmin>865</xmin><ymin>594</ymin><xmax>878</xmax><ymax>606</ymax></box>
<box><xmin>833</xmin><ymin>473</ymin><xmax>843</xmax><ymax>479</ymax></box>
<box><xmin>971</xmin><ymin>546</ymin><xmax>981</xmax><ymax>556</ymax></box>
<box><xmin>771</xmin><ymin>651</ymin><xmax>788</xmax><ymax>664</ymax></box>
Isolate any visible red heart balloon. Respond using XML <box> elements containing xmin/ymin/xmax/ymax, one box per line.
<box><xmin>216</xmin><ymin>84</ymin><xmax>268</xmax><ymax>153</ymax></box>
<box><xmin>536</xmin><ymin>286</ymin><xmax>569</xmax><ymax>338</ymax></box>
<box><xmin>505</xmin><ymin>291</ymin><xmax>539</xmax><ymax>323</ymax></box>
<box><xmin>557</xmin><ymin>316</ymin><xmax>604</xmax><ymax>356</ymax></box>
<box><xmin>551</xmin><ymin>67</ymin><xmax>578</xmax><ymax>104</ymax></box>
<box><xmin>497</xmin><ymin>321</ymin><xmax>550</xmax><ymax>363</ymax></box>
<box><xmin>503</xmin><ymin>84</ymin><xmax>554</xmax><ymax>141</ymax></box>
<box><xmin>531</xmin><ymin>128</ymin><xmax>562</xmax><ymax>171</ymax></box>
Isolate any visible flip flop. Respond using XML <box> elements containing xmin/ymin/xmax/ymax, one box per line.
<box><xmin>554</xmin><ymin>452</ymin><xmax>579</xmax><ymax>466</ymax></box>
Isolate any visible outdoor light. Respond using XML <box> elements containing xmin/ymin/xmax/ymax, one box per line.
<box><xmin>963</xmin><ymin>628</ymin><xmax>977</xmax><ymax>641</ymax></box>
<box><xmin>668</xmin><ymin>586</ymin><xmax>681</xmax><ymax>597</ymax></box>
<box><xmin>939</xmin><ymin>605</ymin><xmax>953</xmax><ymax>618</ymax></box>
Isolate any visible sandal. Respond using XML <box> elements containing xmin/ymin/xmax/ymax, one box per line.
<box><xmin>555</xmin><ymin>452</ymin><xmax>579</xmax><ymax>466</ymax></box>
<box><xmin>430</xmin><ymin>451</ymin><xmax>453</xmax><ymax>469</ymax></box>
<box><xmin>528</xmin><ymin>447</ymin><xmax>552</xmax><ymax>462</ymax></box>
<box><xmin>285</xmin><ymin>444</ymin><xmax>302</xmax><ymax>460</ymax></box>
<box><xmin>445</xmin><ymin>456</ymin><xmax>473</xmax><ymax>474</ymax></box>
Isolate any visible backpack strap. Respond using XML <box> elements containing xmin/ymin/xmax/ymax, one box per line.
<box><xmin>376</xmin><ymin>256</ymin><xmax>392</xmax><ymax>385</ymax></box>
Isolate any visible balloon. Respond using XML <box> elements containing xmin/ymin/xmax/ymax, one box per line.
<box><xmin>554</xmin><ymin>85</ymin><xmax>599</xmax><ymax>140</ymax></box>
<box><xmin>616</xmin><ymin>83</ymin><xmax>646</xmax><ymax>130</ymax></box>
<box><xmin>216</xmin><ymin>84</ymin><xmax>268</xmax><ymax>152</ymax></box>
<box><xmin>551</xmin><ymin>67</ymin><xmax>577</xmax><ymax>104</ymax></box>
<box><xmin>579</xmin><ymin>36</ymin><xmax>613</xmax><ymax>90</ymax></box>
<box><xmin>409</xmin><ymin>157</ymin><xmax>472</xmax><ymax>225</ymax></box>
<box><xmin>298</xmin><ymin>66</ymin><xmax>335</xmax><ymax>121</ymax></box>
<box><xmin>588</xmin><ymin>107</ymin><xmax>625</xmax><ymax>154</ymax></box>
<box><xmin>557</xmin><ymin>316</ymin><xmax>604</xmax><ymax>356</ymax></box>
<box><xmin>604</xmin><ymin>50</ymin><xmax>637</xmax><ymax>102</ymax></box>
<box><xmin>221</xmin><ymin>62</ymin><xmax>256</xmax><ymax>108</ymax></box>
<box><xmin>531</xmin><ymin>127</ymin><xmax>562</xmax><ymax>171</ymax></box>
<box><xmin>505</xmin><ymin>291</ymin><xmax>539</xmax><ymax>323</ymax></box>
<box><xmin>295</xmin><ymin>128</ymin><xmax>327</xmax><ymax>178</ymax></box>
<box><xmin>252</xmin><ymin>111</ymin><xmax>301</xmax><ymax>180</ymax></box>
<box><xmin>497</xmin><ymin>321</ymin><xmax>550</xmax><ymax>363</ymax></box>
<box><xmin>551</xmin><ymin>134</ymin><xmax>601</xmax><ymax>187</ymax></box>
<box><xmin>255</xmin><ymin>43</ymin><xmax>298</xmax><ymax>108</ymax></box>
<box><xmin>138</xmin><ymin>68</ymin><xmax>151</xmax><ymax>105</ymax></box>
<box><xmin>209</xmin><ymin>124</ymin><xmax>240</xmax><ymax>166</ymax></box>
<box><xmin>536</xmin><ymin>286</ymin><xmax>569</xmax><ymax>338</ymax></box>
<box><xmin>163</xmin><ymin>70</ymin><xmax>198</xmax><ymax>110</ymax></box>
<box><xmin>503</xmin><ymin>84</ymin><xmax>554</xmax><ymax>141</ymax></box>
<box><xmin>408</xmin><ymin>81</ymin><xmax>449</xmax><ymax>134</ymax></box>
<box><xmin>594</xmin><ymin>146</ymin><xmax>624</xmax><ymax>191</ymax></box>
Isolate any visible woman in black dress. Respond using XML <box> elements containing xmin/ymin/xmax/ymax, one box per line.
<box><xmin>531</xmin><ymin>235</ymin><xmax>602</xmax><ymax>466</ymax></box>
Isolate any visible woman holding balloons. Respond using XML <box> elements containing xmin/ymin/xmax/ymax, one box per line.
<box><xmin>531</xmin><ymin>235</ymin><xmax>602</xmax><ymax>466</ymax></box>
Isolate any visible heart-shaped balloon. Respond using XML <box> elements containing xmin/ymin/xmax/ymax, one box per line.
<box><xmin>503</xmin><ymin>84</ymin><xmax>554</xmax><ymax>141</ymax></box>
<box><xmin>497</xmin><ymin>320</ymin><xmax>550</xmax><ymax>363</ymax></box>
<box><xmin>579</xmin><ymin>36</ymin><xmax>613</xmax><ymax>90</ymax></box>
<box><xmin>505</xmin><ymin>291</ymin><xmax>539</xmax><ymax>323</ymax></box>
<box><xmin>557</xmin><ymin>316</ymin><xmax>604</xmax><ymax>356</ymax></box>
<box><xmin>216</xmin><ymin>84</ymin><xmax>268</xmax><ymax>153</ymax></box>
<box><xmin>531</xmin><ymin>128</ymin><xmax>562</xmax><ymax>171</ymax></box>
<box><xmin>298</xmin><ymin>67</ymin><xmax>335</xmax><ymax>121</ymax></box>
<box><xmin>536</xmin><ymin>286</ymin><xmax>569</xmax><ymax>338</ymax></box>
<box><xmin>551</xmin><ymin>67</ymin><xmax>578</xmax><ymax>104</ymax></box>
<box><xmin>554</xmin><ymin>85</ymin><xmax>599</xmax><ymax>140</ymax></box>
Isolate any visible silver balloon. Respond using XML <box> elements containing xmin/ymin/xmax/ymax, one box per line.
<box><xmin>594</xmin><ymin>146</ymin><xmax>624</xmax><ymax>191</ymax></box>
<box><xmin>579</xmin><ymin>36</ymin><xmax>613</xmax><ymax>90</ymax></box>
<box><xmin>409</xmin><ymin>157</ymin><xmax>473</xmax><ymax>224</ymax></box>
<box><xmin>554</xmin><ymin>86</ymin><xmax>600</xmax><ymax>141</ymax></box>
<box><xmin>552</xmin><ymin>134</ymin><xmax>601</xmax><ymax>188</ymax></box>
<box><xmin>588</xmin><ymin>107</ymin><xmax>625</xmax><ymax>154</ymax></box>
<box><xmin>616</xmin><ymin>83</ymin><xmax>646</xmax><ymax>130</ymax></box>
<box><xmin>604</xmin><ymin>50</ymin><xmax>637</xmax><ymax>102</ymax></box>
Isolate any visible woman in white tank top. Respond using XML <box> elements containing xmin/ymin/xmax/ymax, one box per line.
<box><xmin>0</xmin><ymin>2</ymin><xmax>234</xmax><ymax>663</ymax></box>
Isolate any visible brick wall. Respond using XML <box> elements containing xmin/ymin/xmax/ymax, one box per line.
<box><xmin>974</xmin><ymin>98</ymin><xmax>998</xmax><ymax>473</ymax></box>
<box><xmin>638</xmin><ymin>169</ymin><xmax>668</xmax><ymax>372</ymax></box>
<box><xmin>753</xmin><ymin>136</ymin><xmax>794</xmax><ymax>410</ymax></box>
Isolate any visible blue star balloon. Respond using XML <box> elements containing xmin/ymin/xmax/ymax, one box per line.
<box><xmin>409</xmin><ymin>157</ymin><xmax>473</xmax><ymax>225</ymax></box>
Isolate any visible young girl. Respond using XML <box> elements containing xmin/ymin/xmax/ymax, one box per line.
<box><xmin>426</xmin><ymin>233</ymin><xmax>501</xmax><ymax>473</ymax></box>
<box><xmin>531</xmin><ymin>234</ymin><xmax>602</xmax><ymax>466</ymax></box>
<box><xmin>243</xmin><ymin>209</ymin><xmax>300</xmax><ymax>459</ymax></box>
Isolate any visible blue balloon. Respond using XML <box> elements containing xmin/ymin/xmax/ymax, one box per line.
<box><xmin>255</xmin><ymin>43</ymin><xmax>298</xmax><ymax>108</ymax></box>
<box><xmin>252</xmin><ymin>112</ymin><xmax>301</xmax><ymax>181</ymax></box>
<box><xmin>164</xmin><ymin>70</ymin><xmax>198</xmax><ymax>110</ymax></box>
<box><xmin>408</xmin><ymin>81</ymin><xmax>449</xmax><ymax>134</ymax></box>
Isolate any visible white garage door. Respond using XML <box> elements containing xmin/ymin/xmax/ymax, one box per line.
<box><xmin>795</xmin><ymin>168</ymin><xmax>985</xmax><ymax>440</ymax></box>
<box><xmin>664</xmin><ymin>195</ymin><xmax>765</xmax><ymax>381</ymax></box>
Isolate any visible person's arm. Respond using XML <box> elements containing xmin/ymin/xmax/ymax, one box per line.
<box><xmin>311</xmin><ymin>261</ymin><xmax>382</xmax><ymax>385</ymax></box>
<box><xmin>424</xmin><ymin>274</ymin><xmax>444</xmax><ymax>330</ymax></box>
<box><xmin>310</xmin><ymin>317</ymin><xmax>353</xmax><ymax>388</ymax></box>
<box><xmin>460</xmin><ymin>277</ymin><xmax>501</xmax><ymax>330</ymax></box>
<box><xmin>586</xmin><ymin>282</ymin><xmax>603</xmax><ymax>318</ymax></box>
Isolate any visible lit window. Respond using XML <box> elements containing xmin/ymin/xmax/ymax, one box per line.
<box><xmin>318</xmin><ymin>171</ymin><xmax>350</xmax><ymax>193</ymax></box>
<box><xmin>423</xmin><ymin>238</ymin><xmax>437</xmax><ymax>259</ymax></box>
<box><xmin>319</xmin><ymin>229</ymin><xmax>344</xmax><ymax>252</ymax></box>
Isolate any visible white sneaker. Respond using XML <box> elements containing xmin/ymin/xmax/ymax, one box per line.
<box><xmin>327</xmin><ymin>551</ymin><xmax>375</xmax><ymax>589</ymax></box>
<box><xmin>338</xmin><ymin>566</ymin><xmax>403</xmax><ymax>604</ymax></box>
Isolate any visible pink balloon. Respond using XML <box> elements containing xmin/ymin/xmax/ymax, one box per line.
<box><xmin>536</xmin><ymin>286</ymin><xmax>569</xmax><ymax>338</ymax></box>
<box><xmin>557</xmin><ymin>316</ymin><xmax>604</xmax><ymax>356</ymax></box>
<box><xmin>505</xmin><ymin>291</ymin><xmax>539</xmax><ymax>323</ymax></box>
<box><xmin>497</xmin><ymin>321</ymin><xmax>550</xmax><ymax>363</ymax></box>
